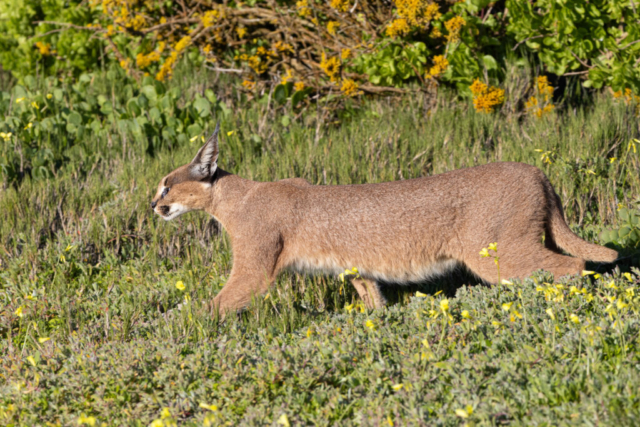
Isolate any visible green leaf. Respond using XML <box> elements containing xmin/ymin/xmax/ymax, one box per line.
<box><xmin>149</xmin><ymin>107</ymin><xmax>162</xmax><ymax>123</ymax></box>
<box><xmin>127</xmin><ymin>99</ymin><xmax>141</xmax><ymax>117</ymax></box>
<box><xmin>274</xmin><ymin>84</ymin><xmax>287</xmax><ymax>104</ymax></box>
<box><xmin>53</xmin><ymin>89</ymin><xmax>64</xmax><ymax>102</ymax></box>
<box><xmin>140</xmin><ymin>85</ymin><xmax>157</xmax><ymax>103</ymax></box>
<box><xmin>292</xmin><ymin>90</ymin><xmax>306</xmax><ymax>108</ymax></box>
<box><xmin>193</xmin><ymin>97</ymin><xmax>211</xmax><ymax>118</ymax></box>
<box><xmin>137</xmin><ymin>94</ymin><xmax>149</xmax><ymax>109</ymax></box>
<box><xmin>68</xmin><ymin>112</ymin><xmax>82</xmax><ymax>126</ymax></box>
<box><xmin>187</xmin><ymin>123</ymin><xmax>202</xmax><ymax>137</ymax></box>
<box><xmin>619</xmin><ymin>226</ymin><xmax>631</xmax><ymax>238</ymax></box>
<box><xmin>619</xmin><ymin>208</ymin><xmax>629</xmax><ymax>222</ymax></box>
<box><xmin>482</xmin><ymin>55</ymin><xmax>498</xmax><ymax>71</ymax></box>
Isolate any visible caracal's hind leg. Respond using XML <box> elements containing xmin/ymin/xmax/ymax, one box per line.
<box><xmin>499</xmin><ymin>247</ymin><xmax>585</xmax><ymax>281</ymax></box>
<box><xmin>464</xmin><ymin>244</ymin><xmax>584</xmax><ymax>284</ymax></box>
<box><xmin>351</xmin><ymin>278</ymin><xmax>386</xmax><ymax>309</ymax></box>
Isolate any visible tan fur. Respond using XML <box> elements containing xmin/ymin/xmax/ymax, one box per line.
<box><xmin>152</xmin><ymin>128</ymin><xmax>618</xmax><ymax>316</ymax></box>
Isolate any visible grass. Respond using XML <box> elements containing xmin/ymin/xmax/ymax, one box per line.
<box><xmin>1</xmin><ymin>67</ymin><xmax>640</xmax><ymax>425</ymax></box>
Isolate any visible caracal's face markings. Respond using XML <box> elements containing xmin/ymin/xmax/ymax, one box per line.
<box><xmin>151</xmin><ymin>166</ymin><xmax>200</xmax><ymax>220</ymax></box>
<box><xmin>151</xmin><ymin>123</ymin><xmax>220</xmax><ymax>221</ymax></box>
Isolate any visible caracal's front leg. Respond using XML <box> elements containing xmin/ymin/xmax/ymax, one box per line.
<box><xmin>351</xmin><ymin>278</ymin><xmax>386</xmax><ymax>309</ymax></box>
<box><xmin>211</xmin><ymin>241</ymin><xmax>282</xmax><ymax>318</ymax></box>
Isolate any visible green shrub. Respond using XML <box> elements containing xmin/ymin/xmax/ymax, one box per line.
<box><xmin>0</xmin><ymin>69</ymin><xmax>232</xmax><ymax>184</ymax></box>
<box><xmin>1</xmin><ymin>0</ymin><xmax>637</xmax><ymax>104</ymax></box>
<box><xmin>0</xmin><ymin>0</ymin><xmax>102</xmax><ymax>78</ymax></box>
<box><xmin>507</xmin><ymin>0</ymin><xmax>640</xmax><ymax>92</ymax></box>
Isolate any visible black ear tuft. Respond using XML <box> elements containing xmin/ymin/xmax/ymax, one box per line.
<box><xmin>190</xmin><ymin>122</ymin><xmax>220</xmax><ymax>178</ymax></box>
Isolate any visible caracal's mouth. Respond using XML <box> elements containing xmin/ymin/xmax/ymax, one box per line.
<box><xmin>157</xmin><ymin>204</ymin><xmax>189</xmax><ymax>221</ymax></box>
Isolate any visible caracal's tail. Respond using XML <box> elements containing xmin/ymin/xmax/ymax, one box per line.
<box><xmin>544</xmin><ymin>182</ymin><xmax>618</xmax><ymax>262</ymax></box>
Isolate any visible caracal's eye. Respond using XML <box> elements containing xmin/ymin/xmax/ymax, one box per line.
<box><xmin>161</xmin><ymin>187</ymin><xmax>170</xmax><ymax>198</ymax></box>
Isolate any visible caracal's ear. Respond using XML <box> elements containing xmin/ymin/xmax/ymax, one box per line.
<box><xmin>190</xmin><ymin>121</ymin><xmax>220</xmax><ymax>180</ymax></box>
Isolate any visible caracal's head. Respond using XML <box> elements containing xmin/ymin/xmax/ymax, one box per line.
<box><xmin>151</xmin><ymin>122</ymin><xmax>220</xmax><ymax>221</ymax></box>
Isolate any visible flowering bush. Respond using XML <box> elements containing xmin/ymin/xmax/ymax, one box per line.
<box><xmin>1</xmin><ymin>0</ymin><xmax>638</xmax><ymax>111</ymax></box>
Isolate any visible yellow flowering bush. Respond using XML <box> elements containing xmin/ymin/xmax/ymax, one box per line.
<box><xmin>525</xmin><ymin>76</ymin><xmax>555</xmax><ymax>118</ymax></box>
<box><xmin>330</xmin><ymin>0</ymin><xmax>350</xmax><ymax>12</ymax></box>
<box><xmin>613</xmin><ymin>88</ymin><xmax>640</xmax><ymax>116</ymax></box>
<box><xmin>327</xmin><ymin>21</ymin><xmax>340</xmax><ymax>36</ymax></box>
<box><xmin>2</xmin><ymin>0</ymin><xmax>638</xmax><ymax>112</ymax></box>
<box><xmin>340</xmin><ymin>79</ymin><xmax>362</xmax><ymax>96</ymax></box>
<box><xmin>320</xmin><ymin>54</ymin><xmax>341</xmax><ymax>82</ymax></box>
<box><xmin>426</xmin><ymin>55</ymin><xmax>448</xmax><ymax>79</ymax></box>
<box><xmin>444</xmin><ymin>16</ymin><xmax>466</xmax><ymax>43</ymax></box>
<box><xmin>470</xmin><ymin>79</ymin><xmax>505</xmax><ymax>113</ymax></box>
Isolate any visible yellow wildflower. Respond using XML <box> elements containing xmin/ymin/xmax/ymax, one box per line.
<box><xmin>248</xmin><ymin>55</ymin><xmax>268</xmax><ymax>74</ymax></box>
<box><xmin>341</xmin><ymin>49</ymin><xmax>352</xmax><ymax>60</ymax></box>
<box><xmin>136</xmin><ymin>51</ymin><xmax>160</xmax><ymax>69</ymax></box>
<box><xmin>175</xmin><ymin>36</ymin><xmax>191</xmax><ymax>52</ymax></box>
<box><xmin>202</xmin><ymin>10</ymin><xmax>220</xmax><ymax>28</ymax></box>
<box><xmin>77</xmin><ymin>414</ymin><xmax>97</xmax><ymax>426</ymax></box>
<box><xmin>445</xmin><ymin>16</ymin><xmax>466</xmax><ymax>43</ymax></box>
<box><xmin>386</xmin><ymin>18</ymin><xmax>410</xmax><ymax>38</ymax></box>
<box><xmin>294</xmin><ymin>81</ymin><xmax>305</xmax><ymax>91</ymax></box>
<box><xmin>545</xmin><ymin>308</ymin><xmax>555</xmax><ymax>320</ymax></box>
<box><xmin>395</xmin><ymin>0</ymin><xmax>441</xmax><ymax>27</ymax></box>
<box><xmin>128</xmin><ymin>14</ymin><xmax>146</xmax><ymax>31</ymax></box>
<box><xmin>237</xmin><ymin>27</ymin><xmax>247</xmax><ymax>38</ymax></box>
<box><xmin>176</xmin><ymin>281</ymin><xmax>186</xmax><ymax>291</ymax></box>
<box><xmin>274</xmin><ymin>41</ymin><xmax>293</xmax><ymax>53</ymax></box>
<box><xmin>119</xmin><ymin>58</ymin><xmax>130</xmax><ymax>71</ymax></box>
<box><xmin>281</xmin><ymin>68</ymin><xmax>293</xmax><ymax>85</ymax></box>
<box><xmin>331</xmin><ymin>0</ymin><xmax>350</xmax><ymax>12</ymax></box>
<box><xmin>440</xmin><ymin>299</ymin><xmax>449</xmax><ymax>312</ymax></box>
<box><xmin>526</xmin><ymin>76</ymin><xmax>555</xmax><ymax>118</ymax></box>
<box><xmin>296</xmin><ymin>0</ymin><xmax>311</xmax><ymax>17</ymax></box>
<box><xmin>427</xmin><ymin>55</ymin><xmax>448</xmax><ymax>78</ymax></box>
<box><xmin>320</xmin><ymin>53</ymin><xmax>340</xmax><ymax>82</ymax></box>
<box><xmin>242</xmin><ymin>80</ymin><xmax>256</xmax><ymax>90</ymax></box>
<box><xmin>470</xmin><ymin>79</ymin><xmax>504</xmax><ymax>113</ymax></box>
<box><xmin>365</xmin><ymin>319</ymin><xmax>376</xmax><ymax>330</ymax></box>
<box><xmin>35</xmin><ymin>42</ymin><xmax>51</xmax><ymax>55</ymax></box>
<box><xmin>327</xmin><ymin>21</ymin><xmax>340</xmax><ymax>35</ymax></box>
<box><xmin>569</xmin><ymin>314</ymin><xmax>580</xmax><ymax>324</ymax></box>
<box><xmin>341</xmin><ymin>79</ymin><xmax>362</xmax><ymax>96</ymax></box>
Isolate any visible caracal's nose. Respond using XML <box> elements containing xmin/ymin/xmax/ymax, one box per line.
<box><xmin>151</xmin><ymin>200</ymin><xmax>157</xmax><ymax>209</ymax></box>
